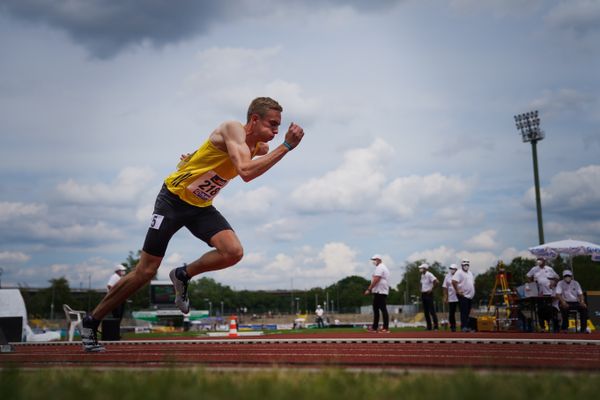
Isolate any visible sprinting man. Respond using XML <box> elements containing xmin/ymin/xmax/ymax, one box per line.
<box><xmin>81</xmin><ymin>97</ymin><xmax>304</xmax><ymax>352</ymax></box>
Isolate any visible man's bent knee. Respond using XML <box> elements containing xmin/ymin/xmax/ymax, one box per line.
<box><xmin>221</xmin><ymin>244</ymin><xmax>243</xmax><ymax>266</ymax></box>
<box><xmin>135</xmin><ymin>252</ymin><xmax>162</xmax><ymax>281</ymax></box>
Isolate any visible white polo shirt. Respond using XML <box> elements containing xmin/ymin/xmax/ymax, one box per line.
<box><xmin>442</xmin><ymin>273</ymin><xmax>458</xmax><ymax>302</ymax></box>
<box><xmin>526</xmin><ymin>266</ymin><xmax>559</xmax><ymax>295</ymax></box>
<box><xmin>107</xmin><ymin>272</ymin><xmax>121</xmax><ymax>290</ymax></box>
<box><xmin>555</xmin><ymin>279</ymin><xmax>583</xmax><ymax>302</ymax></box>
<box><xmin>452</xmin><ymin>269</ymin><xmax>475</xmax><ymax>299</ymax></box>
<box><xmin>420</xmin><ymin>271</ymin><xmax>438</xmax><ymax>293</ymax></box>
<box><xmin>372</xmin><ymin>263</ymin><xmax>390</xmax><ymax>295</ymax></box>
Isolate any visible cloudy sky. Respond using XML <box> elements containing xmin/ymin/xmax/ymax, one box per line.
<box><xmin>1</xmin><ymin>0</ymin><xmax>599</xmax><ymax>292</ymax></box>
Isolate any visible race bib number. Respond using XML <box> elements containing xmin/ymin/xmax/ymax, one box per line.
<box><xmin>149</xmin><ymin>214</ymin><xmax>164</xmax><ymax>230</ymax></box>
<box><xmin>186</xmin><ymin>171</ymin><xmax>229</xmax><ymax>201</ymax></box>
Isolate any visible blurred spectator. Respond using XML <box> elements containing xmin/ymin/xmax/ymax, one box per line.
<box><xmin>442</xmin><ymin>264</ymin><xmax>459</xmax><ymax>332</ymax></box>
<box><xmin>364</xmin><ymin>254</ymin><xmax>391</xmax><ymax>333</ymax></box>
<box><xmin>555</xmin><ymin>270</ymin><xmax>588</xmax><ymax>333</ymax></box>
<box><xmin>315</xmin><ymin>304</ymin><xmax>325</xmax><ymax>328</ymax></box>
<box><xmin>106</xmin><ymin>265</ymin><xmax>127</xmax><ymax>320</ymax></box>
<box><xmin>526</xmin><ymin>257</ymin><xmax>559</xmax><ymax>331</ymax></box>
<box><xmin>419</xmin><ymin>263</ymin><xmax>439</xmax><ymax>331</ymax></box>
<box><xmin>452</xmin><ymin>259</ymin><xmax>475</xmax><ymax>332</ymax></box>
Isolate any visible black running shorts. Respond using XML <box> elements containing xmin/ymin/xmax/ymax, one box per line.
<box><xmin>142</xmin><ymin>184</ymin><xmax>233</xmax><ymax>257</ymax></box>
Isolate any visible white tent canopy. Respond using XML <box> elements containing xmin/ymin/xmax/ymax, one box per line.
<box><xmin>529</xmin><ymin>239</ymin><xmax>600</xmax><ymax>260</ymax></box>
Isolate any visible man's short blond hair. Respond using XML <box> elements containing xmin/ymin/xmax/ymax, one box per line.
<box><xmin>247</xmin><ymin>97</ymin><xmax>283</xmax><ymax>122</ymax></box>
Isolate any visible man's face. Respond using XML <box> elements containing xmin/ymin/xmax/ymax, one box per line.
<box><xmin>252</xmin><ymin>109</ymin><xmax>281</xmax><ymax>141</ymax></box>
<box><xmin>537</xmin><ymin>259</ymin><xmax>545</xmax><ymax>267</ymax></box>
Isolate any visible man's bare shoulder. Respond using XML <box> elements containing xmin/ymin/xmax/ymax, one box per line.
<box><xmin>210</xmin><ymin>121</ymin><xmax>245</xmax><ymax>149</ymax></box>
<box><xmin>212</xmin><ymin>121</ymin><xmax>244</xmax><ymax>138</ymax></box>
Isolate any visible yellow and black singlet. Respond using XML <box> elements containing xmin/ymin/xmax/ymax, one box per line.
<box><xmin>165</xmin><ymin>139</ymin><xmax>257</xmax><ymax>207</ymax></box>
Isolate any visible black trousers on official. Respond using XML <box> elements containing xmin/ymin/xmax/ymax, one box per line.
<box><xmin>457</xmin><ymin>295</ymin><xmax>472</xmax><ymax>331</ymax></box>
<box><xmin>560</xmin><ymin>302</ymin><xmax>588</xmax><ymax>332</ymax></box>
<box><xmin>448</xmin><ymin>301</ymin><xmax>458</xmax><ymax>331</ymax></box>
<box><xmin>421</xmin><ymin>292</ymin><xmax>438</xmax><ymax>330</ymax></box>
<box><xmin>536</xmin><ymin>297</ymin><xmax>559</xmax><ymax>332</ymax></box>
<box><xmin>372</xmin><ymin>293</ymin><xmax>389</xmax><ymax>330</ymax></box>
<box><xmin>111</xmin><ymin>302</ymin><xmax>125</xmax><ymax>321</ymax></box>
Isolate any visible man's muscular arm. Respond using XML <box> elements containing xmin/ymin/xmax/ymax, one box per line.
<box><xmin>221</xmin><ymin>121</ymin><xmax>303</xmax><ymax>182</ymax></box>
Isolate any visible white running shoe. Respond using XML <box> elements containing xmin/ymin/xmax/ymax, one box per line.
<box><xmin>169</xmin><ymin>268</ymin><xmax>190</xmax><ymax>314</ymax></box>
<box><xmin>81</xmin><ymin>316</ymin><xmax>105</xmax><ymax>353</ymax></box>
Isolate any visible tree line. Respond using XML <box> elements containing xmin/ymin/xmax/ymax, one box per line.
<box><xmin>19</xmin><ymin>250</ymin><xmax>600</xmax><ymax>319</ymax></box>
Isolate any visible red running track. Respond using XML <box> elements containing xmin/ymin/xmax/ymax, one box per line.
<box><xmin>3</xmin><ymin>332</ymin><xmax>600</xmax><ymax>370</ymax></box>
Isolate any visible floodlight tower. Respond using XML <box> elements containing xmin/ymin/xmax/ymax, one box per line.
<box><xmin>514</xmin><ymin>110</ymin><xmax>545</xmax><ymax>245</ymax></box>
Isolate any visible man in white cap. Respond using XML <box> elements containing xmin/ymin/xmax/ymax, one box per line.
<box><xmin>442</xmin><ymin>264</ymin><xmax>459</xmax><ymax>332</ymax></box>
<box><xmin>526</xmin><ymin>257</ymin><xmax>559</xmax><ymax>331</ymax></box>
<box><xmin>419</xmin><ymin>263</ymin><xmax>439</xmax><ymax>331</ymax></box>
<box><xmin>364</xmin><ymin>254</ymin><xmax>391</xmax><ymax>333</ymax></box>
<box><xmin>452</xmin><ymin>259</ymin><xmax>475</xmax><ymax>332</ymax></box>
<box><xmin>315</xmin><ymin>304</ymin><xmax>325</xmax><ymax>328</ymax></box>
<box><xmin>555</xmin><ymin>270</ymin><xmax>588</xmax><ymax>333</ymax></box>
<box><xmin>106</xmin><ymin>264</ymin><xmax>127</xmax><ymax>320</ymax></box>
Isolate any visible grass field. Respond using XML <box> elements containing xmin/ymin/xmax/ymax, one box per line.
<box><xmin>1</xmin><ymin>367</ymin><xmax>599</xmax><ymax>400</ymax></box>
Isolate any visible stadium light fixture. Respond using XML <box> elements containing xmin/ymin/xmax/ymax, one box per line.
<box><xmin>514</xmin><ymin>110</ymin><xmax>545</xmax><ymax>244</ymax></box>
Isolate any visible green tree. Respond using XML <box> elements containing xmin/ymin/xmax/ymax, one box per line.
<box><xmin>396</xmin><ymin>260</ymin><xmax>446</xmax><ymax>306</ymax></box>
<box><xmin>560</xmin><ymin>256</ymin><xmax>600</xmax><ymax>291</ymax></box>
<box><xmin>326</xmin><ymin>276</ymin><xmax>370</xmax><ymax>312</ymax></box>
<box><xmin>188</xmin><ymin>277</ymin><xmax>236</xmax><ymax>316</ymax></box>
<box><xmin>24</xmin><ymin>277</ymin><xmax>74</xmax><ymax>318</ymax></box>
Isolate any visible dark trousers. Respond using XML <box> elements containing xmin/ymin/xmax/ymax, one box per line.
<box><xmin>421</xmin><ymin>292</ymin><xmax>438</xmax><ymax>330</ymax></box>
<box><xmin>372</xmin><ymin>293</ymin><xmax>389</xmax><ymax>330</ymax></box>
<box><xmin>316</xmin><ymin>316</ymin><xmax>324</xmax><ymax>328</ymax></box>
<box><xmin>457</xmin><ymin>295</ymin><xmax>472</xmax><ymax>331</ymax></box>
<box><xmin>560</xmin><ymin>302</ymin><xmax>588</xmax><ymax>332</ymax></box>
<box><xmin>537</xmin><ymin>297</ymin><xmax>559</xmax><ymax>332</ymax></box>
<box><xmin>448</xmin><ymin>301</ymin><xmax>458</xmax><ymax>331</ymax></box>
<box><xmin>111</xmin><ymin>302</ymin><xmax>125</xmax><ymax>321</ymax></box>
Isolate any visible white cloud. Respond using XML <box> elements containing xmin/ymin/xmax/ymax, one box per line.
<box><xmin>524</xmin><ymin>164</ymin><xmax>600</xmax><ymax>215</ymax></box>
<box><xmin>0</xmin><ymin>251</ymin><xmax>30</xmax><ymax>263</ymax></box>
<box><xmin>529</xmin><ymin>88</ymin><xmax>595</xmax><ymax>118</ymax></box>
<box><xmin>450</xmin><ymin>0</ymin><xmax>542</xmax><ymax>17</ymax></box>
<box><xmin>212</xmin><ymin>242</ymin><xmax>363</xmax><ymax>289</ymax></box>
<box><xmin>8</xmin><ymin>256</ymin><xmax>113</xmax><ymax>288</ymax></box>
<box><xmin>290</xmin><ymin>139</ymin><xmax>472</xmax><ymax>221</ymax></box>
<box><xmin>256</xmin><ymin>218</ymin><xmax>303</xmax><ymax>242</ymax></box>
<box><xmin>291</xmin><ymin>138</ymin><xmax>393</xmax><ymax>212</ymax></box>
<box><xmin>0</xmin><ymin>202</ymin><xmax>46</xmax><ymax>222</ymax></box>
<box><xmin>25</xmin><ymin>221</ymin><xmax>123</xmax><ymax>244</ymax></box>
<box><xmin>216</xmin><ymin>186</ymin><xmax>279</xmax><ymax>220</ymax></box>
<box><xmin>465</xmin><ymin>229</ymin><xmax>499</xmax><ymax>250</ymax></box>
<box><xmin>545</xmin><ymin>0</ymin><xmax>600</xmax><ymax>35</ymax></box>
<box><xmin>56</xmin><ymin>166</ymin><xmax>156</xmax><ymax>205</ymax></box>
<box><xmin>378</xmin><ymin>173</ymin><xmax>472</xmax><ymax>218</ymax></box>
<box><xmin>406</xmin><ymin>245</ymin><xmax>530</xmax><ymax>275</ymax></box>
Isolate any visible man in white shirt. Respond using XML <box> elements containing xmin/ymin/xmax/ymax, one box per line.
<box><xmin>526</xmin><ymin>257</ymin><xmax>559</xmax><ymax>331</ymax></box>
<box><xmin>442</xmin><ymin>264</ymin><xmax>459</xmax><ymax>332</ymax></box>
<box><xmin>315</xmin><ymin>304</ymin><xmax>325</xmax><ymax>328</ymax></box>
<box><xmin>452</xmin><ymin>259</ymin><xmax>475</xmax><ymax>332</ymax></box>
<box><xmin>106</xmin><ymin>265</ymin><xmax>127</xmax><ymax>320</ymax></box>
<box><xmin>555</xmin><ymin>270</ymin><xmax>588</xmax><ymax>333</ymax></box>
<box><xmin>419</xmin><ymin>263</ymin><xmax>439</xmax><ymax>331</ymax></box>
<box><xmin>364</xmin><ymin>254</ymin><xmax>391</xmax><ymax>333</ymax></box>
